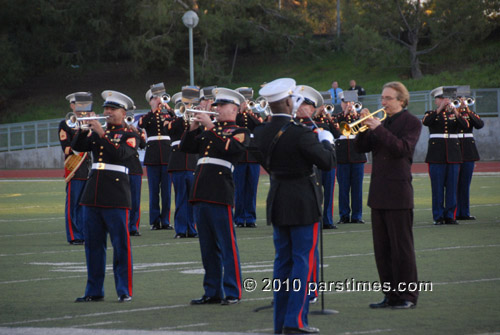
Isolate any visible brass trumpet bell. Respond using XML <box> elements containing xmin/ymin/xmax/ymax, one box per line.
<box><xmin>339</xmin><ymin>108</ymin><xmax>386</xmax><ymax>136</ymax></box>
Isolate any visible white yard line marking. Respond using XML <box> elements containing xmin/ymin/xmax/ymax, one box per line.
<box><xmin>157</xmin><ymin>322</ymin><xmax>209</xmax><ymax>330</ymax></box>
<box><xmin>1</xmin><ymin>275</ymin><xmax>500</xmax><ymax>327</ymax></box>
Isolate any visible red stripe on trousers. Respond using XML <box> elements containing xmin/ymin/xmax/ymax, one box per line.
<box><xmin>298</xmin><ymin>222</ymin><xmax>319</xmax><ymax>328</ymax></box>
<box><xmin>126</xmin><ymin>209</ymin><xmax>133</xmax><ymax>296</ymax></box>
<box><xmin>227</xmin><ymin>205</ymin><xmax>242</xmax><ymax>299</ymax></box>
<box><xmin>67</xmin><ymin>182</ymin><xmax>75</xmax><ymax>240</ymax></box>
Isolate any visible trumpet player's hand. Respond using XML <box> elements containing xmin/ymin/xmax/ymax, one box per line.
<box><xmin>436</xmin><ymin>98</ymin><xmax>450</xmax><ymax>113</ymax></box>
<box><xmin>88</xmin><ymin>119</ymin><xmax>105</xmax><ymax>137</ymax></box>
<box><xmin>191</xmin><ymin>112</ymin><xmax>214</xmax><ymax>131</ymax></box>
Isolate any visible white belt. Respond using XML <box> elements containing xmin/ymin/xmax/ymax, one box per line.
<box><xmin>147</xmin><ymin>135</ymin><xmax>171</xmax><ymax>142</ymax></box>
<box><xmin>429</xmin><ymin>134</ymin><xmax>459</xmax><ymax>139</ymax></box>
<box><xmin>338</xmin><ymin>135</ymin><xmax>356</xmax><ymax>140</ymax></box>
<box><xmin>458</xmin><ymin>133</ymin><xmax>474</xmax><ymax>138</ymax></box>
<box><xmin>171</xmin><ymin>140</ymin><xmax>181</xmax><ymax>147</ymax></box>
<box><xmin>92</xmin><ymin>163</ymin><xmax>129</xmax><ymax>174</ymax></box>
<box><xmin>197</xmin><ymin>157</ymin><xmax>234</xmax><ymax>172</ymax></box>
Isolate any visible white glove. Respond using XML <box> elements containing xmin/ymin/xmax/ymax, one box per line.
<box><xmin>317</xmin><ymin>129</ymin><xmax>334</xmax><ymax>144</ymax></box>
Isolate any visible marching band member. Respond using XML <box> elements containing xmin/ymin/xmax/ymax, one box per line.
<box><xmin>58</xmin><ymin>92</ymin><xmax>92</xmax><ymax>245</ymax></box>
<box><xmin>180</xmin><ymin>88</ymin><xmax>249</xmax><ymax>306</ymax></box>
<box><xmin>72</xmin><ymin>90</ymin><xmax>139</xmax><ymax>303</ymax></box>
<box><xmin>334</xmin><ymin>91</ymin><xmax>367</xmax><ymax>224</ymax></box>
<box><xmin>234</xmin><ymin>87</ymin><xmax>262</xmax><ymax>228</ymax></box>
<box><xmin>167</xmin><ymin>91</ymin><xmax>198</xmax><ymax>238</ymax></box>
<box><xmin>355</xmin><ymin>81</ymin><xmax>421</xmax><ymax>309</ymax></box>
<box><xmin>456</xmin><ymin>86</ymin><xmax>484</xmax><ymax>220</ymax></box>
<box><xmin>311</xmin><ymin>91</ymin><xmax>340</xmax><ymax>230</ymax></box>
<box><xmin>423</xmin><ymin>86</ymin><xmax>469</xmax><ymax>225</ymax></box>
<box><xmin>124</xmin><ymin>121</ymin><xmax>147</xmax><ymax>236</ymax></box>
<box><xmin>253</xmin><ymin>78</ymin><xmax>336</xmax><ymax>334</ymax></box>
<box><xmin>139</xmin><ymin>84</ymin><xmax>174</xmax><ymax>230</ymax></box>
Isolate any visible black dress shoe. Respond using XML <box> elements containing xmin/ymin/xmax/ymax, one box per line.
<box><xmin>130</xmin><ymin>231</ymin><xmax>141</xmax><ymax>236</ymax></box>
<box><xmin>391</xmin><ymin>300</ymin><xmax>416</xmax><ymax>309</ymax></box>
<box><xmin>235</xmin><ymin>223</ymin><xmax>245</xmax><ymax>228</ymax></box>
<box><xmin>246</xmin><ymin>222</ymin><xmax>257</xmax><ymax>228</ymax></box>
<box><xmin>221</xmin><ymin>296</ymin><xmax>240</xmax><ymax>305</ymax></box>
<box><xmin>323</xmin><ymin>224</ymin><xmax>337</xmax><ymax>229</ymax></box>
<box><xmin>433</xmin><ymin>219</ymin><xmax>444</xmax><ymax>225</ymax></box>
<box><xmin>282</xmin><ymin>326</ymin><xmax>320</xmax><ymax>334</ymax></box>
<box><xmin>118</xmin><ymin>294</ymin><xmax>132</xmax><ymax>302</ymax></box>
<box><xmin>444</xmin><ymin>218</ymin><xmax>458</xmax><ymax>225</ymax></box>
<box><xmin>337</xmin><ymin>217</ymin><xmax>350</xmax><ymax>224</ymax></box>
<box><xmin>190</xmin><ymin>296</ymin><xmax>222</xmax><ymax>305</ymax></box>
<box><xmin>161</xmin><ymin>224</ymin><xmax>174</xmax><ymax>230</ymax></box>
<box><xmin>369</xmin><ymin>297</ymin><xmax>391</xmax><ymax>308</ymax></box>
<box><xmin>174</xmin><ymin>233</ymin><xmax>186</xmax><ymax>239</ymax></box>
<box><xmin>70</xmin><ymin>239</ymin><xmax>84</xmax><ymax>245</ymax></box>
<box><xmin>187</xmin><ymin>233</ymin><xmax>198</xmax><ymax>238</ymax></box>
<box><xmin>350</xmin><ymin>219</ymin><xmax>365</xmax><ymax>224</ymax></box>
<box><xmin>150</xmin><ymin>224</ymin><xmax>161</xmax><ymax>230</ymax></box>
<box><xmin>456</xmin><ymin>215</ymin><xmax>476</xmax><ymax>220</ymax></box>
<box><xmin>75</xmin><ymin>295</ymin><xmax>104</xmax><ymax>302</ymax></box>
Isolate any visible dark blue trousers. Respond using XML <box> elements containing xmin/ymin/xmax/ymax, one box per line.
<box><xmin>233</xmin><ymin>163</ymin><xmax>260</xmax><ymax>226</ymax></box>
<box><xmin>171</xmin><ymin>171</ymin><xmax>197</xmax><ymax>236</ymax></box>
<box><xmin>321</xmin><ymin>168</ymin><xmax>336</xmax><ymax>227</ymax></box>
<box><xmin>65</xmin><ymin>179</ymin><xmax>86</xmax><ymax>242</ymax></box>
<box><xmin>193</xmin><ymin>202</ymin><xmax>242</xmax><ymax>300</ymax></box>
<box><xmin>273</xmin><ymin>222</ymin><xmax>319</xmax><ymax>333</ymax></box>
<box><xmin>146</xmin><ymin>165</ymin><xmax>171</xmax><ymax>226</ymax></box>
<box><xmin>337</xmin><ymin>163</ymin><xmax>364</xmax><ymax>221</ymax></box>
<box><xmin>457</xmin><ymin>161</ymin><xmax>475</xmax><ymax>217</ymax></box>
<box><xmin>83</xmin><ymin>206</ymin><xmax>133</xmax><ymax>298</ymax></box>
<box><xmin>128</xmin><ymin>174</ymin><xmax>142</xmax><ymax>233</ymax></box>
<box><xmin>429</xmin><ymin>163</ymin><xmax>459</xmax><ymax>220</ymax></box>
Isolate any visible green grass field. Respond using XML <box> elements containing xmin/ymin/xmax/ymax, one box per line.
<box><xmin>0</xmin><ymin>173</ymin><xmax>499</xmax><ymax>334</ymax></box>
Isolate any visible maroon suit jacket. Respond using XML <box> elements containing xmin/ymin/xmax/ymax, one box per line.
<box><xmin>354</xmin><ymin>109</ymin><xmax>422</xmax><ymax>209</ymax></box>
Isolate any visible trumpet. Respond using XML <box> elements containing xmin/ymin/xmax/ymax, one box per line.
<box><xmin>66</xmin><ymin>112</ymin><xmax>108</xmax><ymax>129</ymax></box>
<box><xmin>125</xmin><ymin>112</ymin><xmax>135</xmax><ymax>125</ymax></box>
<box><xmin>324</xmin><ymin>104</ymin><xmax>335</xmax><ymax>115</ymax></box>
<box><xmin>176</xmin><ymin>102</ymin><xmax>218</xmax><ymax>123</ymax></box>
<box><xmin>339</xmin><ymin>108</ymin><xmax>386</xmax><ymax>136</ymax></box>
<box><xmin>161</xmin><ymin>94</ymin><xmax>171</xmax><ymax>104</ymax></box>
<box><xmin>450</xmin><ymin>99</ymin><xmax>462</xmax><ymax>109</ymax></box>
<box><xmin>464</xmin><ymin>97</ymin><xmax>475</xmax><ymax>106</ymax></box>
<box><xmin>347</xmin><ymin>101</ymin><xmax>363</xmax><ymax>112</ymax></box>
<box><xmin>248</xmin><ymin>96</ymin><xmax>270</xmax><ymax>117</ymax></box>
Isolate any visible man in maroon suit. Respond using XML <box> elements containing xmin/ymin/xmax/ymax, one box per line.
<box><xmin>354</xmin><ymin>81</ymin><xmax>422</xmax><ymax>309</ymax></box>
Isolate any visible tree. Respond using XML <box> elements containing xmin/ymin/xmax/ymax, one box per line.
<box><xmin>342</xmin><ymin>0</ymin><xmax>497</xmax><ymax>78</ymax></box>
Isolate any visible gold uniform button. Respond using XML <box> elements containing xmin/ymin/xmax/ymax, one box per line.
<box><xmin>206</xmin><ymin>146</ymin><xmax>211</xmax><ymax>149</ymax></box>
<box><xmin>204</xmin><ymin>152</ymin><xmax>209</xmax><ymax>155</ymax></box>
<box><xmin>98</xmin><ymin>158</ymin><xmax>103</xmax><ymax>162</ymax></box>
<box><xmin>116</xmin><ymin>178</ymin><xmax>119</xmax><ymax>182</ymax></box>
<box><xmin>219</xmin><ymin>172</ymin><xmax>222</xmax><ymax>175</ymax></box>
<box><xmin>99</xmin><ymin>152</ymin><xmax>103</xmax><ymax>156</ymax></box>
<box><xmin>100</xmin><ymin>146</ymin><xmax>104</xmax><ymax>149</ymax></box>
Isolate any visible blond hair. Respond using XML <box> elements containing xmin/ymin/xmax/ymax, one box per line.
<box><xmin>383</xmin><ymin>81</ymin><xmax>410</xmax><ymax>108</ymax></box>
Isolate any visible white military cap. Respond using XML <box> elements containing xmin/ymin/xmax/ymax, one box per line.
<box><xmin>101</xmin><ymin>90</ymin><xmax>135</xmax><ymax>110</ymax></box>
<box><xmin>145</xmin><ymin>82</ymin><xmax>167</xmax><ymax>102</ymax></box>
<box><xmin>341</xmin><ymin>90</ymin><xmax>358</xmax><ymax>102</ymax></box>
<box><xmin>294</xmin><ymin>85</ymin><xmax>324</xmax><ymax>108</ymax></box>
<box><xmin>430</xmin><ymin>86</ymin><xmax>443</xmax><ymax>99</ymax></box>
<box><xmin>171</xmin><ymin>92</ymin><xmax>182</xmax><ymax>104</ymax></box>
<box><xmin>258</xmin><ymin>78</ymin><xmax>296</xmax><ymax>103</ymax></box>
<box><xmin>145</xmin><ymin>89</ymin><xmax>154</xmax><ymax>102</ymax></box>
<box><xmin>236</xmin><ymin>87</ymin><xmax>254</xmax><ymax>100</ymax></box>
<box><xmin>200</xmin><ymin>86</ymin><xmax>217</xmax><ymax>100</ymax></box>
<box><xmin>431</xmin><ymin>86</ymin><xmax>457</xmax><ymax>99</ymax></box>
<box><xmin>66</xmin><ymin>92</ymin><xmax>91</xmax><ymax>103</ymax></box>
<box><xmin>212</xmin><ymin>87</ymin><xmax>245</xmax><ymax>106</ymax></box>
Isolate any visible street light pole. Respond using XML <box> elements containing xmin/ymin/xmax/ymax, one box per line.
<box><xmin>182</xmin><ymin>10</ymin><xmax>199</xmax><ymax>86</ymax></box>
